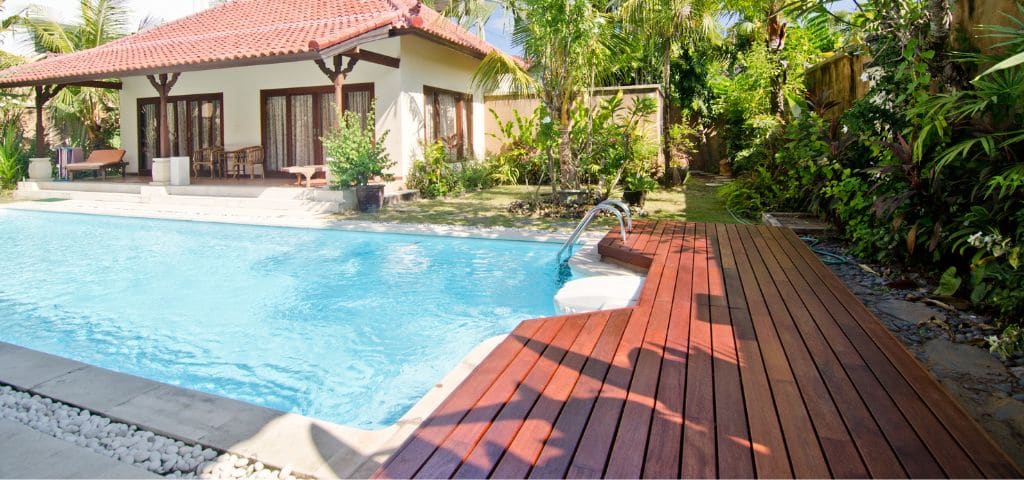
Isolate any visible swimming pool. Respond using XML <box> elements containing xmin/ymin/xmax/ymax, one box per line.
<box><xmin>0</xmin><ymin>209</ymin><xmax>568</xmax><ymax>429</ymax></box>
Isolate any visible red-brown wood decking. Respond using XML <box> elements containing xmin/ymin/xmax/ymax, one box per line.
<box><xmin>375</xmin><ymin>222</ymin><xmax>1021</xmax><ymax>478</ymax></box>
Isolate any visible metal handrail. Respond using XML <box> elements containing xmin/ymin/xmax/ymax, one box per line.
<box><xmin>599</xmin><ymin>199</ymin><xmax>633</xmax><ymax>231</ymax></box>
<box><xmin>556</xmin><ymin>200</ymin><xmax>632</xmax><ymax>263</ymax></box>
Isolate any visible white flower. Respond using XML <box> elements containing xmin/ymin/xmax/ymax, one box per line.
<box><xmin>541</xmin><ymin>116</ymin><xmax>551</xmax><ymax>124</ymax></box>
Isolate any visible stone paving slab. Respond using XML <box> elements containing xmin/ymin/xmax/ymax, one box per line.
<box><xmin>0</xmin><ymin>418</ymin><xmax>158</xmax><ymax>478</ymax></box>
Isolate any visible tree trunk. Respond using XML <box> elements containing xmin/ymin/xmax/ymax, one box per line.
<box><xmin>766</xmin><ymin>11</ymin><xmax>788</xmax><ymax>117</ymax></box>
<box><xmin>662</xmin><ymin>45</ymin><xmax>673</xmax><ymax>178</ymax></box>
<box><xmin>558</xmin><ymin>126</ymin><xmax>576</xmax><ymax>190</ymax></box>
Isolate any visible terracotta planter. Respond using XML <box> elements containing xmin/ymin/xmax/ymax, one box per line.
<box><xmin>356</xmin><ymin>184</ymin><xmax>385</xmax><ymax>212</ymax></box>
<box><xmin>622</xmin><ymin>190</ymin><xmax>646</xmax><ymax>208</ymax></box>
<box><xmin>27</xmin><ymin>157</ymin><xmax>52</xmax><ymax>181</ymax></box>
<box><xmin>150</xmin><ymin>157</ymin><xmax>170</xmax><ymax>185</ymax></box>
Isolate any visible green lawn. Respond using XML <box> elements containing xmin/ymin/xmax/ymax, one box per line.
<box><xmin>335</xmin><ymin>173</ymin><xmax>739</xmax><ymax>230</ymax></box>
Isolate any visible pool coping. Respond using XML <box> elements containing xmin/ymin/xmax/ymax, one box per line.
<box><xmin>0</xmin><ymin>201</ymin><xmax>638</xmax><ymax>478</ymax></box>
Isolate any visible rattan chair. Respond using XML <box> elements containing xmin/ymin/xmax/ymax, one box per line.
<box><xmin>191</xmin><ymin>146</ymin><xmax>224</xmax><ymax>178</ymax></box>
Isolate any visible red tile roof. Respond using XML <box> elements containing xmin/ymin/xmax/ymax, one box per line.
<box><xmin>0</xmin><ymin>0</ymin><xmax>500</xmax><ymax>87</ymax></box>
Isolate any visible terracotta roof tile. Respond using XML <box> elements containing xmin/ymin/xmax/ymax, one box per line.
<box><xmin>0</xmin><ymin>0</ymin><xmax>500</xmax><ymax>87</ymax></box>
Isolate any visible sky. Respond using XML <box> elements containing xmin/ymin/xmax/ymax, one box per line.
<box><xmin>0</xmin><ymin>0</ymin><xmax>860</xmax><ymax>58</ymax></box>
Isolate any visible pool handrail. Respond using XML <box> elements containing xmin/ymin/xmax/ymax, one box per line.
<box><xmin>556</xmin><ymin>199</ymin><xmax>632</xmax><ymax>263</ymax></box>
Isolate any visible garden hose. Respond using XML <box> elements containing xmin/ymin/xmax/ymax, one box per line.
<box><xmin>727</xmin><ymin>206</ymin><xmax>753</xmax><ymax>225</ymax></box>
<box><xmin>800</xmin><ymin>236</ymin><xmax>850</xmax><ymax>265</ymax></box>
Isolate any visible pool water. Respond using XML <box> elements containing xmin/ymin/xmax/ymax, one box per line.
<box><xmin>0</xmin><ymin>209</ymin><xmax>568</xmax><ymax>429</ymax></box>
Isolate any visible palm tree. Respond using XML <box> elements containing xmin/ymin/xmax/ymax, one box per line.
<box><xmin>473</xmin><ymin>0</ymin><xmax>618</xmax><ymax>191</ymax></box>
<box><xmin>19</xmin><ymin>0</ymin><xmax>131</xmax><ymax>149</ymax></box>
<box><xmin>616</xmin><ymin>0</ymin><xmax>722</xmax><ymax>177</ymax></box>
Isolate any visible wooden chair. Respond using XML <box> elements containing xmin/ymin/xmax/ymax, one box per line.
<box><xmin>191</xmin><ymin>146</ymin><xmax>224</xmax><ymax>178</ymax></box>
<box><xmin>238</xmin><ymin>146</ymin><xmax>265</xmax><ymax>180</ymax></box>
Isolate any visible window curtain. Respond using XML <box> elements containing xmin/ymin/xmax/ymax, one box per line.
<box><xmin>291</xmin><ymin>95</ymin><xmax>314</xmax><ymax>167</ymax></box>
<box><xmin>174</xmin><ymin>100</ymin><xmax>188</xmax><ymax>156</ymax></box>
<box><xmin>319</xmin><ymin>94</ymin><xmax>337</xmax><ymax>134</ymax></box>
<box><xmin>265</xmin><ymin>96</ymin><xmax>287</xmax><ymax>171</ymax></box>
<box><xmin>346</xmin><ymin>90</ymin><xmax>371</xmax><ymax>128</ymax></box>
<box><xmin>141</xmin><ymin>104</ymin><xmax>157</xmax><ymax>171</ymax></box>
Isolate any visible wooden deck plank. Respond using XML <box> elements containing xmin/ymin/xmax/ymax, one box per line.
<box><xmin>724</xmin><ymin>224</ymin><xmax>829</xmax><ymax>478</ymax></box>
<box><xmin>375</xmin><ymin>221</ymin><xmax>1019</xmax><ymax>479</ymax></box>
<box><xmin>414</xmin><ymin>316</ymin><xmax>571</xmax><ymax>478</ymax></box>
<box><xmin>527</xmin><ymin>308</ymin><xmax>632</xmax><ymax>479</ymax></box>
<box><xmin>748</xmin><ymin>226</ymin><xmax>905</xmax><ymax>477</ymax></box>
<box><xmin>453</xmin><ymin>313</ymin><xmax>591</xmax><ymax>478</ymax></box>
<box><xmin>375</xmin><ymin>319</ymin><xmax>547</xmax><ymax>479</ymax></box>
<box><xmin>489</xmin><ymin>310</ymin><xmax>615</xmax><ymax>479</ymax></box>
<box><xmin>642</xmin><ymin>223</ymin><xmax>695</xmax><ymax>478</ymax></box>
<box><xmin>605</xmin><ymin>223</ymin><xmax>679</xmax><ymax>477</ymax></box>
<box><xmin>681</xmin><ymin>223</ymin><xmax>717</xmax><ymax>478</ymax></box>
<box><xmin>707</xmin><ymin>225</ymin><xmax>755</xmax><ymax>478</ymax></box>
<box><xmin>771</xmin><ymin>227</ymin><xmax>1018</xmax><ymax>478</ymax></box>
<box><xmin>759</xmin><ymin>226</ymin><xmax>945</xmax><ymax>477</ymax></box>
<box><xmin>715</xmin><ymin>223</ymin><xmax>793</xmax><ymax>478</ymax></box>
<box><xmin>736</xmin><ymin>225</ymin><xmax>862</xmax><ymax>477</ymax></box>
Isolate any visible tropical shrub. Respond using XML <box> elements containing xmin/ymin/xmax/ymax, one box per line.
<box><xmin>322</xmin><ymin>108</ymin><xmax>393</xmax><ymax>188</ymax></box>
<box><xmin>0</xmin><ymin>117</ymin><xmax>27</xmax><ymax>189</ymax></box>
<box><xmin>408</xmin><ymin>141</ymin><xmax>494</xmax><ymax>198</ymax></box>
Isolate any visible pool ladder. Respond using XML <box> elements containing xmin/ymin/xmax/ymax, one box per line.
<box><xmin>556</xmin><ymin>199</ymin><xmax>633</xmax><ymax>263</ymax></box>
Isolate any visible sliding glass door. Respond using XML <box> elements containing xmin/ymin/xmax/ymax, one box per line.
<box><xmin>137</xmin><ymin>94</ymin><xmax>223</xmax><ymax>173</ymax></box>
<box><xmin>260</xmin><ymin>84</ymin><xmax>373</xmax><ymax>172</ymax></box>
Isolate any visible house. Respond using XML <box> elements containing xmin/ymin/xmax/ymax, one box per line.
<box><xmin>0</xmin><ymin>0</ymin><xmax>500</xmax><ymax>181</ymax></box>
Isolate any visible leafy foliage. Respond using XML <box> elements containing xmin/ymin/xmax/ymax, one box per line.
<box><xmin>322</xmin><ymin>108</ymin><xmax>394</xmax><ymax>188</ymax></box>
<box><xmin>0</xmin><ymin>116</ymin><xmax>27</xmax><ymax>189</ymax></box>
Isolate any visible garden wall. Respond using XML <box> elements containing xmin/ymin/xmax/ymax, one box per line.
<box><xmin>804</xmin><ymin>53</ymin><xmax>870</xmax><ymax>121</ymax></box>
<box><xmin>483</xmin><ymin>84</ymin><xmax>663</xmax><ymax>157</ymax></box>
<box><xmin>805</xmin><ymin>0</ymin><xmax>1020</xmax><ymax>120</ymax></box>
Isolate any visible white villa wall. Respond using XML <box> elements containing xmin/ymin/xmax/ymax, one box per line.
<box><xmin>397</xmin><ymin>35</ymin><xmax>487</xmax><ymax>171</ymax></box>
<box><xmin>118</xmin><ymin>37</ymin><xmax>403</xmax><ymax>174</ymax></box>
<box><xmin>118</xmin><ymin>35</ymin><xmax>487</xmax><ymax>180</ymax></box>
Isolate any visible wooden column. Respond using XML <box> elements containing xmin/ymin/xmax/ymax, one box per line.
<box><xmin>315</xmin><ymin>55</ymin><xmax>358</xmax><ymax>117</ymax></box>
<box><xmin>33</xmin><ymin>85</ymin><xmax>65</xmax><ymax>156</ymax></box>
<box><xmin>146</xmin><ymin>73</ymin><xmax>180</xmax><ymax>158</ymax></box>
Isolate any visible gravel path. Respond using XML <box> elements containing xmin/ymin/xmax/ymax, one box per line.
<box><xmin>0</xmin><ymin>384</ymin><xmax>302</xmax><ymax>479</ymax></box>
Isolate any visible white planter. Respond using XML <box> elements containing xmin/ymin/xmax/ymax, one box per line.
<box><xmin>27</xmin><ymin>157</ymin><xmax>52</xmax><ymax>181</ymax></box>
<box><xmin>168</xmin><ymin>156</ymin><xmax>190</xmax><ymax>186</ymax></box>
<box><xmin>150</xmin><ymin>157</ymin><xmax>170</xmax><ymax>185</ymax></box>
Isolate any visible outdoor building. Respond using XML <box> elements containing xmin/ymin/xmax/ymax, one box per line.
<box><xmin>0</xmin><ymin>0</ymin><xmax>496</xmax><ymax>179</ymax></box>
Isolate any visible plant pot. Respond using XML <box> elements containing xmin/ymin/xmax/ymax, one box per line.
<box><xmin>150</xmin><ymin>157</ymin><xmax>170</xmax><ymax>185</ymax></box>
<box><xmin>622</xmin><ymin>190</ymin><xmax>646</xmax><ymax>208</ymax></box>
<box><xmin>28</xmin><ymin>157</ymin><xmax>52</xmax><ymax>181</ymax></box>
<box><xmin>356</xmin><ymin>184</ymin><xmax>385</xmax><ymax>213</ymax></box>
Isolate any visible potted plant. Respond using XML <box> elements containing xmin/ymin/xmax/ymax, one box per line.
<box><xmin>321</xmin><ymin>106</ymin><xmax>394</xmax><ymax>212</ymax></box>
<box><xmin>622</xmin><ymin>172</ymin><xmax>657</xmax><ymax>207</ymax></box>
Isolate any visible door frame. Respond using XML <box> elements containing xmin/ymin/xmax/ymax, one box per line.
<box><xmin>137</xmin><ymin>93</ymin><xmax>224</xmax><ymax>174</ymax></box>
<box><xmin>259</xmin><ymin>83</ymin><xmax>374</xmax><ymax>171</ymax></box>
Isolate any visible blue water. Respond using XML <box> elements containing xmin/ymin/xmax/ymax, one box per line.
<box><xmin>0</xmin><ymin>209</ymin><xmax>567</xmax><ymax>429</ymax></box>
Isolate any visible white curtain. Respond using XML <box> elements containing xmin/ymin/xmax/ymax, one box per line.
<box><xmin>347</xmin><ymin>90</ymin><xmax>371</xmax><ymax>128</ymax></box>
<box><xmin>265</xmin><ymin>96</ymin><xmax>287</xmax><ymax>171</ymax></box>
<box><xmin>291</xmin><ymin>95</ymin><xmax>314</xmax><ymax>166</ymax></box>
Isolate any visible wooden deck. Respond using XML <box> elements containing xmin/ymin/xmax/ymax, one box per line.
<box><xmin>375</xmin><ymin>222</ymin><xmax>1021</xmax><ymax>478</ymax></box>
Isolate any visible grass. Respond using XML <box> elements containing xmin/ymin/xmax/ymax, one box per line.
<box><xmin>335</xmin><ymin>173</ymin><xmax>739</xmax><ymax>230</ymax></box>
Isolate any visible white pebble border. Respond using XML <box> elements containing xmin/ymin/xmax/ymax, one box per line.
<box><xmin>0</xmin><ymin>384</ymin><xmax>302</xmax><ymax>479</ymax></box>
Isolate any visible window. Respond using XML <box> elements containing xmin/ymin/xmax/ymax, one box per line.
<box><xmin>424</xmin><ymin>86</ymin><xmax>472</xmax><ymax>159</ymax></box>
<box><xmin>137</xmin><ymin>93</ymin><xmax>223</xmax><ymax>173</ymax></box>
<box><xmin>260</xmin><ymin>84</ymin><xmax>373</xmax><ymax>172</ymax></box>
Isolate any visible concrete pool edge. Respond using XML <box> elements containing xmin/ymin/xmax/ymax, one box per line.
<box><xmin>0</xmin><ymin>333</ymin><xmax>507</xmax><ymax>479</ymax></box>
<box><xmin>0</xmin><ymin>200</ymin><xmax>604</xmax><ymax>246</ymax></box>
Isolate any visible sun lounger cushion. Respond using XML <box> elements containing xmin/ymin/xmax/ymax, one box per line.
<box><xmin>66</xmin><ymin>149</ymin><xmax>126</xmax><ymax>171</ymax></box>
